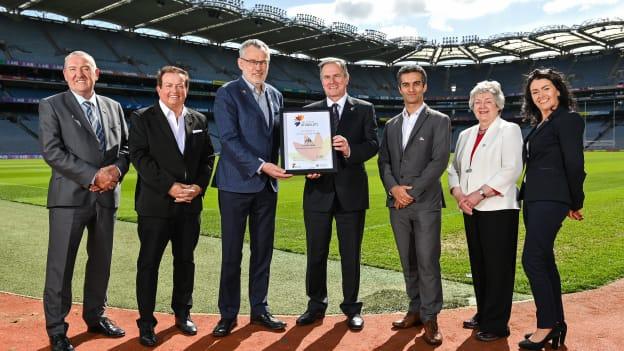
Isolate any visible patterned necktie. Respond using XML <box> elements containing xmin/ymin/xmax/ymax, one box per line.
<box><xmin>331</xmin><ymin>103</ymin><xmax>340</xmax><ymax>132</ymax></box>
<box><xmin>82</xmin><ymin>101</ymin><xmax>106</xmax><ymax>150</ymax></box>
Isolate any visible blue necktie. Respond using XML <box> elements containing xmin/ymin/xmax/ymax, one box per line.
<box><xmin>82</xmin><ymin>101</ymin><xmax>106</xmax><ymax>150</ymax></box>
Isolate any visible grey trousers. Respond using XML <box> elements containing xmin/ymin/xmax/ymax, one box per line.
<box><xmin>389</xmin><ymin>207</ymin><xmax>443</xmax><ymax>321</ymax></box>
<box><xmin>43</xmin><ymin>200</ymin><xmax>116</xmax><ymax>336</ymax></box>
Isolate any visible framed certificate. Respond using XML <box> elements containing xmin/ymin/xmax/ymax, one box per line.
<box><xmin>280</xmin><ymin>108</ymin><xmax>338</xmax><ymax>174</ymax></box>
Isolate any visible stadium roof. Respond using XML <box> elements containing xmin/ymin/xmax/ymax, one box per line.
<box><xmin>1</xmin><ymin>0</ymin><xmax>623</xmax><ymax>65</ymax></box>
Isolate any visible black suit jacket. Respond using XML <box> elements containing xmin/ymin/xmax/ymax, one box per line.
<box><xmin>129</xmin><ymin>104</ymin><xmax>215</xmax><ymax>217</ymax></box>
<box><xmin>521</xmin><ymin>107</ymin><xmax>585</xmax><ymax>210</ymax></box>
<box><xmin>302</xmin><ymin>96</ymin><xmax>379</xmax><ymax>212</ymax></box>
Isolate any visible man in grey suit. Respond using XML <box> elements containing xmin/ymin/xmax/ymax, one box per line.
<box><xmin>378</xmin><ymin>64</ymin><xmax>450</xmax><ymax>346</ymax></box>
<box><xmin>39</xmin><ymin>51</ymin><xmax>129</xmax><ymax>351</ymax></box>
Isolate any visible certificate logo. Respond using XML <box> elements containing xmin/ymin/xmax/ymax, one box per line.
<box><xmin>294</xmin><ymin>114</ymin><xmax>305</xmax><ymax>126</ymax></box>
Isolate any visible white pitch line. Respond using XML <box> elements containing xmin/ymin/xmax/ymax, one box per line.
<box><xmin>0</xmin><ymin>182</ymin><xmax>47</xmax><ymax>190</ymax></box>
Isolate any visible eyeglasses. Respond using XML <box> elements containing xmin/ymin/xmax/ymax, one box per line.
<box><xmin>240</xmin><ymin>58</ymin><xmax>269</xmax><ymax>67</ymax></box>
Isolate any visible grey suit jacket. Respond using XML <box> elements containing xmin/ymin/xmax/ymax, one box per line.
<box><xmin>378</xmin><ymin>104</ymin><xmax>451</xmax><ymax>209</ymax></box>
<box><xmin>39</xmin><ymin>90</ymin><xmax>130</xmax><ymax>209</ymax></box>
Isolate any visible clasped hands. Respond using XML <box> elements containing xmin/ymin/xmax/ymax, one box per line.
<box><xmin>89</xmin><ymin>165</ymin><xmax>120</xmax><ymax>193</ymax></box>
<box><xmin>452</xmin><ymin>187</ymin><xmax>487</xmax><ymax>215</ymax></box>
<box><xmin>391</xmin><ymin>185</ymin><xmax>414</xmax><ymax>209</ymax></box>
<box><xmin>168</xmin><ymin>182</ymin><xmax>202</xmax><ymax>203</ymax></box>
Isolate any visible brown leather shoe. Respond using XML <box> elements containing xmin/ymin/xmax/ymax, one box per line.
<box><xmin>423</xmin><ymin>318</ymin><xmax>443</xmax><ymax>346</ymax></box>
<box><xmin>392</xmin><ymin>312</ymin><xmax>422</xmax><ymax>329</ymax></box>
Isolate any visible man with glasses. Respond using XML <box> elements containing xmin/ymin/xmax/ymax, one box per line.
<box><xmin>212</xmin><ymin>39</ymin><xmax>292</xmax><ymax>337</ymax></box>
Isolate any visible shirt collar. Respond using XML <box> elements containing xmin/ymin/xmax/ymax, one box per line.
<box><xmin>326</xmin><ymin>94</ymin><xmax>348</xmax><ymax>110</ymax></box>
<box><xmin>402</xmin><ymin>103</ymin><xmax>426</xmax><ymax>119</ymax></box>
<box><xmin>159</xmin><ymin>99</ymin><xmax>187</xmax><ymax>121</ymax></box>
<box><xmin>242</xmin><ymin>75</ymin><xmax>265</xmax><ymax>95</ymax></box>
<box><xmin>71</xmin><ymin>90</ymin><xmax>97</xmax><ymax>108</ymax></box>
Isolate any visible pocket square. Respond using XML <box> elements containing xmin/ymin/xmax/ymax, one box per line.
<box><xmin>192</xmin><ymin>129</ymin><xmax>204</xmax><ymax>134</ymax></box>
<box><xmin>419</xmin><ymin>137</ymin><xmax>425</xmax><ymax>141</ymax></box>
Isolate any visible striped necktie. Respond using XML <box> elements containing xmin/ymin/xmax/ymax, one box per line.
<box><xmin>82</xmin><ymin>101</ymin><xmax>106</xmax><ymax>150</ymax></box>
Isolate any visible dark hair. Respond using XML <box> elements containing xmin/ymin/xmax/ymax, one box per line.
<box><xmin>157</xmin><ymin>65</ymin><xmax>190</xmax><ymax>88</ymax></box>
<box><xmin>521</xmin><ymin>68</ymin><xmax>575</xmax><ymax>124</ymax></box>
<box><xmin>396</xmin><ymin>64</ymin><xmax>428</xmax><ymax>85</ymax></box>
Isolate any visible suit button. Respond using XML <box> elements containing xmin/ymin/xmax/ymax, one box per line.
<box><xmin>400</xmin><ymin>175</ymin><xmax>404</xmax><ymax>179</ymax></box>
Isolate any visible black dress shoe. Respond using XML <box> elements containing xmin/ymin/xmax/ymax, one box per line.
<box><xmin>87</xmin><ymin>317</ymin><xmax>125</xmax><ymax>337</ymax></box>
<box><xmin>463</xmin><ymin>316</ymin><xmax>479</xmax><ymax>329</ymax></box>
<box><xmin>347</xmin><ymin>313</ymin><xmax>364</xmax><ymax>330</ymax></box>
<box><xmin>296</xmin><ymin>310</ymin><xmax>325</xmax><ymax>326</ymax></box>
<box><xmin>251</xmin><ymin>312</ymin><xmax>287</xmax><ymax>330</ymax></box>
<box><xmin>476</xmin><ymin>331</ymin><xmax>508</xmax><ymax>342</ymax></box>
<box><xmin>212</xmin><ymin>318</ymin><xmax>237</xmax><ymax>337</ymax></box>
<box><xmin>175</xmin><ymin>315</ymin><xmax>197</xmax><ymax>335</ymax></box>
<box><xmin>519</xmin><ymin>327</ymin><xmax>562</xmax><ymax>350</ymax></box>
<box><xmin>138</xmin><ymin>326</ymin><xmax>157</xmax><ymax>347</ymax></box>
<box><xmin>50</xmin><ymin>334</ymin><xmax>74</xmax><ymax>351</ymax></box>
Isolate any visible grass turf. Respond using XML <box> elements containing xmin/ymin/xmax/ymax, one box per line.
<box><xmin>0</xmin><ymin>199</ymin><xmax>502</xmax><ymax>314</ymax></box>
<box><xmin>0</xmin><ymin>152</ymin><xmax>623</xmax><ymax>296</ymax></box>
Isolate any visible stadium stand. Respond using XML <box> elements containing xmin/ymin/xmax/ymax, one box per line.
<box><xmin>0</xmin><ymin>5</ymin><xmax>622</xmax><ymax>155</ymax></box>
<box><xmin>0</xmin><ymin>118</ymin><xmax>39</xmax><ymax>154</ymax></box>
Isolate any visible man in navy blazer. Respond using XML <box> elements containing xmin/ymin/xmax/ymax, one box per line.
<box><xmin>212</xmin><ymin>39</ymin><xmax>292</xmax><ymax>337</ymax></box>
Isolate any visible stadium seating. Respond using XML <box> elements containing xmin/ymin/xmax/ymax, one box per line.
<box><xmin>0</xmin><ymin>118</ymin><xmax>39</xmax><ymax>154</ymax></box>
<box><xmin>1</xmin><ymin>13</ymin><xmax>622</xmax><ymax>155</ymax></box>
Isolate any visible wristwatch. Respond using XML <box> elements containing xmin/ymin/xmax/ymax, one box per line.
<box><xmin>478</xmin><ymin>188</ymin><xmax>486</xmax><ymax>198</ymax></box>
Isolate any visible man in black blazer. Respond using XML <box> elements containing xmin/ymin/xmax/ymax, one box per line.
<box><xmin>40</xmin><ymin>51</ymin><xmax>129</xmax><ymax>351</ymax></box>
<box><xmin>378</xmin><ymin>65</ymin><xmax>450</xmax><ymax>345</ymax></box>
<box><xmin>129</xmin><ymin>66</ymin><xmax>214</xmax><ymax>347</ymax></box>
<box><xmin>296</xmin><ymin>58</ymin><xmax>379</xmax><ymax>330</ymax></box>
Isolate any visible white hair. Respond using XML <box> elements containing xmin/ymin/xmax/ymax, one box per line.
<box><xmin>64</xmin><ymin>50</ymin><xmax>97</xmax><ymax>69</ymax></box>
<box><xmin>239</xmin><ymin>39</ymin><xmax>270</xmax><ymax>60</ymax></box>
<box><xmin>469</xmin><ymin>80</ymin><xmax>505</xmax><ymax>111</ymax></box>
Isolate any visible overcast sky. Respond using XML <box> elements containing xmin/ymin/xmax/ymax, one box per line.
<box><xmin>245</xmin><ymin>0</ymin><xmax>623</xmax><ymax>41</ymax></box>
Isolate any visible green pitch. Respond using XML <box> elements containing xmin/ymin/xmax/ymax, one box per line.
<box><xmin>1</xmin><ymin>152</ymin><xmax>623</xmax><ymax>295</ymax></box>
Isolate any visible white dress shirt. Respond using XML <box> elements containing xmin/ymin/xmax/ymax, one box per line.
<box><xmin>326</xmin><ymin>94</ymin><xmax>348</xmax><ymax>118</ymax></box>
<box><xmin>401</xmin><ymin>104</ymin><xmax>425</xmax><ymax>150</ymax></box>
<box><xmin>159</xmin><ymin>99</ymin><xmax>187</xmax><ymax>154</ymax></box>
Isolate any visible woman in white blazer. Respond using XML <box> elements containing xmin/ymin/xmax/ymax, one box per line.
<box><xmin>448</xmin><ymin>80</ymin><xmax>523</xmax><ymax>342</ymax></box>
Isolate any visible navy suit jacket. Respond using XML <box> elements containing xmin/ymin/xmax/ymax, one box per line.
<box><xmin>521</xmin><ymin>107</ymin><xmax>586</xmax><ymax>210</ymax></box>
<box><xmin>213</xmin><ymin>77</ymin><xmax>283</xmax><ymax>193</ymax></box>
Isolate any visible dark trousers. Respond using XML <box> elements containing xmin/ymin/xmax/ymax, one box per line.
<box><xmin>389</xmin><ymin>207</ymin><xmax>443</xmax><ymax>321</ymax></box>
<box><xmin>136</xmin><ymin>209</ymin><xmax>200</xmax><ymax>326</ymax></box>
<box><xmin>522</xmin><ymin>201</ymin><xmax>569</xmax><ymax>328</ymax></box>
<box><xmin>464</xmin><ymin>209</ymin><xmax>519</xmax><ymax>335</ymax></box>
<box><xmin>44</xmin><ymin>198</ymin><xmax>115</xmax><ymax>336</ymax></box>
<box><xmin>218</xmin><ymin>184</ymin><xmax>277</xmax><ymax>319</ymax></box>
<box><xmin>303</xmin><ymin>200</ymin><xmax>365</xmax><ymax>316</ymax></box>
